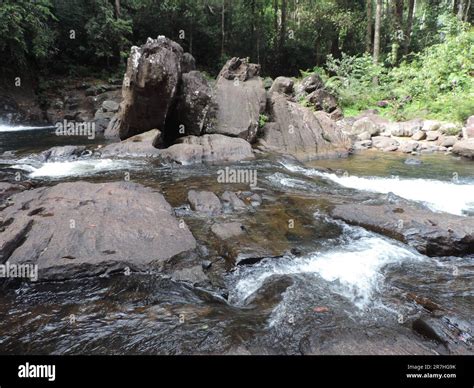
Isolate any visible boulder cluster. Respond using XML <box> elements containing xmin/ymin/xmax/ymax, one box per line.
<box><xmin>342</xmin><ymin>111</ymin><xmax>474</xmax><ymax>158</ymax></box>
<box><xmin>101</xmin><ymin>36</ymin><xmax>351</xmax><ymax>164</ymax></box>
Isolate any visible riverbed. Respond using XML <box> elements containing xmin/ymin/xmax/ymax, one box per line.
<box><xmin>0</xmin><ymin>126</ymin><xmax>472</xmax><ymax>354</ymax></box>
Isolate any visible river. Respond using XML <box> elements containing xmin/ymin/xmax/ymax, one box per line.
<box><xmin>0</xmin><ymin>125</ymin><xmax>472</xmax><ymax>354</ymax></box>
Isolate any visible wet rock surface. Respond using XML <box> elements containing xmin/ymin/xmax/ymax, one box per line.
<box><xmin>0</xmin><ymin>181</ymin><xmax>197</xmax><ymax>280</ymax></box>
<box><xmin>99</xmin><ymin>129</ymin><xmax>162</xmax><ymax>158</ymax></box>
<box><xmin>330</xmin><ymin>201</ymin><xmax>474</xmax><ymax>256</ymax></box>
<box><xmin>187</xmin><ymin>190</ymin><xmax>222</xmax><ymax>215</ymax></box>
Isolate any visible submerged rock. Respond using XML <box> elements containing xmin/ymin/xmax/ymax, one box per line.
<box><xmin>404</xmin><ymin>158</ymin><xmax>423</xmax><ymax>165</ymax></box>
<box><xmin>187</xmin><ymin>190</ymin><xmax>222</xmax><ymax>215</ymax></box>
<box><xmin>220</xmin><ymin>191</ymin><xmax>247</xmax><ymax>212</ymax></box>
<box><xmin>0</xmin><ymin>181</ymin><xmax>196</xmax><ymax>281</ymax></box>
<box><xmin>39</xmin><ymin>145</ymin><xmax>87</xmax><ymax>162</ymax></box>
<box><xmin>211</xmin><ymin>222</ymin><xmax>245</xmax><ymax>240</ymax></box>
<box><xmin>243</xmin><ymin>274</ymin><xmax>294</xmax><ymax>309</ymax></box>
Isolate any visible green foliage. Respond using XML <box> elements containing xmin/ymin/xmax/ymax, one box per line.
<box><xmin>84</xmin><ymin>0</ymin><xmax>132</xmax><ymax>64</ymax></box>
<box><xmin>0</xmin><ymin>0</ymin><xmax>471</xmax><ymax>127</ymax></box>
<box><xmin>0</xmin><ymin>0</ymin><xmax>56</xmax><ymax>68</ymax></box>
<box><xmin>318</xmin><ymin>22</ymin><xmax>473</xmax><ymax>123</ymax></box>
<box><xmin>258</xmin><ymin>114</ymin><xmax>269</xmax><ymax>128</ymax></box>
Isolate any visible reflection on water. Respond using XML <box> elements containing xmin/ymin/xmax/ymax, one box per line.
<box><xmin>0</xmin><ymin>125</ymin><xmax>107</xmax><ymax>155</ymax></box>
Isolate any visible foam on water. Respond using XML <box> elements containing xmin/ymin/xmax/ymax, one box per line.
<box><xmin>230</xmin><ymin>227</ymin><xmax>422</xmax><ymax>310</ymax></box>
<box><xmin>12</xmin><ymin>159</ymin><xmax>140</xmax><ymax>178</ymax></box>
<box><xmin>282</xmin><ymin>162</ymin><xmax>474</xmax><ymax>216</ymax></box>
<box><xmin>0</xmin><ymin>125</ymin><xmax>53</xmax><ymax>132</ymax></box>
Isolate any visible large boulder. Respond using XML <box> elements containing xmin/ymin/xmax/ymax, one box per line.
<box><xmin>160</xmin><ymin>134</ymin><xmax>254</xmax><ymax>165</ymax></box>
<box><xmin>330</xmin><ymin>201</ymin><xmax>474</xmax><ymax>257</ymax></box>
<box><xmin>412</xmin><ymin>130</ymin><xmax>427</xmax><ymax>141</ymax></box>
<box><xmin>452</xmin><ymin>139</ymin><xmax>474</xmax><ymax>159</ymax></box>
<box><xmin>306</xmin><ymin>89</ymin><xmax>338</xmax><ymax>114</ymax></box>
<box><xmin>371</xmin><ymin>136</ymin><xmax>399</xmax><ymax>151</ymax></box>
<box><xmin>422</xmin><ymin>120</ymin><xmax>442</xmax><ymax>132</ymax></box>
<box><xmin>257</xmin><ymin>94</ymin><xmax>350</xmax><ymax>161</ymax></box>
<box><xmin>426</xmin><ymin>131</ymin><xmax>440</xmax><ymax>141</ymax></box>
<box><xmin>294</xmin><ymin>74</ymin><xmax>324</xmax><ymax>98</ymax></box>
<box><xmin>209</xmin><ymin>58</ymin><xmax>266</xmax><ymax>143</ymax></box>
<box><xmin>269</xmin><ymin>77</ymin><xmax>294</xmax><ymax>95</ymax></box>
<box><xmin>217</xmin><ymin>57</ymin><xmax>260</xmax><ymax>82</ymax></box>
<box><xmin>352</xmin><ymin>117</ymin><xmax>383</xmax><ymax>136</ymax></box>
<box><xmin>463</xmin><ymin>116</ymin><xmax>474</xmax><ymax>139</ymax></box>
<box><xmin>94</xmin><ymin>109</ymin><xmax>116</xmax><ymax>134</ymax></box>
<box><xmin>99</xmin><ymin>129</ymin><xmax>162</xmax><ymax>158</ymax></box>
<box><xmin>102</xmin><ymin>100</ymin><xmax>120</xmax><ymax>113</ymax></box>
<box><xmin>0</xmin><ymin>181</ymin><xmax>197</xmax><ymax>280</ymax></box>
<box><xmin>105</xmin><ymin>36</ymin><xmax>185</xmax><ymax>140</ymax></box>
<box><xmin>167</xmin><ymin>71</ymin><xmax>216</xmax><ymax>137</ymax></box>
<box><xmin>389</xmin><ymin>120</ymin><xmax>422</xmax><ymax>137</ymax></box>
<box><xmin>181</xmin><ymin>52</ymin><xmax>196</xmax><ymax>74</ymax></box>
<box><xmin>398</xmin><ymin>141</ymin><xmax>419</xmax><ymax>153</ymax></box>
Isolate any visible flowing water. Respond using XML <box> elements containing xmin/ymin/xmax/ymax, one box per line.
<box><xmin>0</xmin><ymin>126</ymin><xmax>473</xmax><ymax>354</ymax></box>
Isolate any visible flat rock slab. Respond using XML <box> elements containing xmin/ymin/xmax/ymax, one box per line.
<box><xmin>99</xmin><ymin>129</ymin><xmax>161</xmax><ymax>158</ymax></box>
<box><xmin>330</xmin><ymin>202</ymin><xmax>474</xmax><ymax>256</ymax></box>
<box><xmin>0</xmin><ymin>181</ymin><xmax>196</xmax><ymax>280</ymax></box>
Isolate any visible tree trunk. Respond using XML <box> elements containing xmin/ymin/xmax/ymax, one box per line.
<box><xmin>465</xmin><ymin>0</ymin><xmax>471</xmax><ymax>21</ymax></box>
<box><xmin>366</xmin><ymin>0</ymin><xmax>373</xmax><ymax>53</ymax></box>
<box><xmin>273</xmin><ymin>0</ymin><xmax>278</xmax><ymax>35</ymax></box>
<box><xmin>279</xmin><ymin>0</ymin><xmax>287</xmax><ymax>52</ymax></box>
<box><xmin>457</xmin><ymin>0</ymin><xmax>464</xmax><ymax>19</ymax></box>
<box><xmin>221</xmin><ymin>0</ymin><xmax>225</xmax><ymax>57</ymax></box>
<box><xmin>114</xmin><ymin>0</ymin><xmax>121</xmax><ymax>19</ymax></box>
<box><xmin>373</xmin><ymin>0</ymin><xmax>382</xmax><ymax>65</ymax></box>
<box><xmin>391</xmin><ymin>0</ymin><xmax>404</xmax><ymax>65</ymax></box>
<box><xmin>403</xmin><ymin>0</ymin><xmax>415</xmax><ymax>56</ymax></box>
<box><xmin>251</xmin><ymin>0</ymin><xmax>256</xmax><ymax>61</ymax></box>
